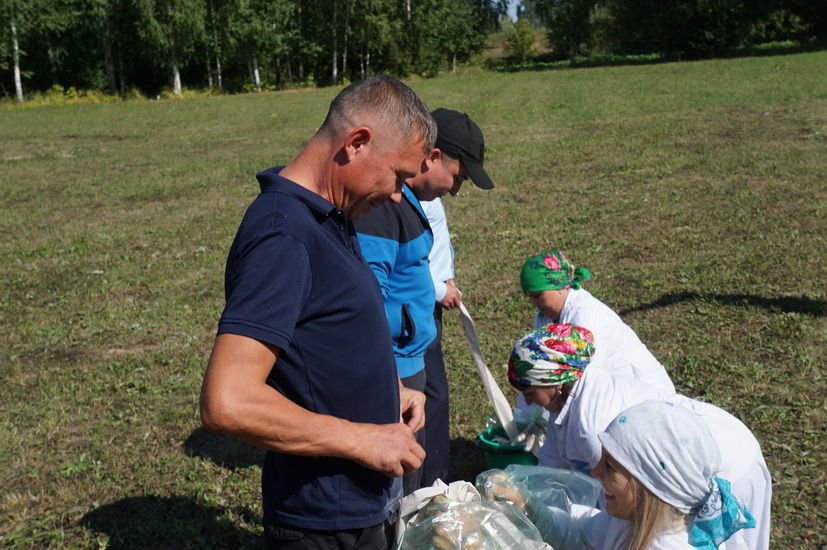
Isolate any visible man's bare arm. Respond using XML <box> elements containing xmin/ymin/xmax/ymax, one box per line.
<box><xmin>200</xmin><ymin>333</ymin><xmax>425</xmax><ymax>477</ymax></box>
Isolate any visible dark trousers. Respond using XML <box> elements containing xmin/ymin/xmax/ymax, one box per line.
<box><xmin>421</xmin><ymin>305</ymin><xmax>450</xmax><ymax>487</ymax></box>
<box><xmin>399</xmin><ymin>368</ymin><xmax>427</xmax><ymax>495</ymax></box>
<box><xmin>264</xmin><ymin>517</ymin><xmax>396</xmax><ymax>550</ymax></box>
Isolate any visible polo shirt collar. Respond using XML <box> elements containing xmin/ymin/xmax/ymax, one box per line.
<box><xmin>256</xmin><ymin>166</ymin><xmax>347</xmax><ymax>225</ymax></box>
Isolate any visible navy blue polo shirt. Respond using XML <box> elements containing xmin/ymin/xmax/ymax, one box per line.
<box><xmin>218</xmin><ymin>167</ymin><xmax>401</xmax><ymax>530</ymax></box>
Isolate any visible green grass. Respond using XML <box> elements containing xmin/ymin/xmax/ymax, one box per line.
<box><xmin>2</xmin><ymin>51</ymin><xmax>826</xmax><ymax>548</ymax></box>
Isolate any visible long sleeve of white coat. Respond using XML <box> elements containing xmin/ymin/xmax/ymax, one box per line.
<box><xmin>539</xmin><ymin>370</ymin><xmax>674</xmax><ymax>471</ymax></box>
<box><xmin>521</xmin><ymin>501</ymin><xmax>632</xmax><ymax>550</ymax></box>
<box><xmin>528</xmin><ymin>503</ymin><xmax>693</xmax><ymax>550</ymax></box>
<box><xmin>534</xmin><ymin>289</ymin><xmax>675</xmax><ymax>393</ymax></box>
<box><xmin>420</xmin><ymin>198</ymin><xmax>454</xmax><ymax>301</ymax></box>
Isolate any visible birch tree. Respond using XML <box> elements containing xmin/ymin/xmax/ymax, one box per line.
<box><xmin>2</xmin><ymin>0</ymin><xmax>32</xmax><ymax>101</ymax></box>
<box><xmin>224</xmin><ymin>0</ymin><xmax>292</xmax><ymax>91</ymax></box>
<box><xmin>133</xmin><ymin>0</ymin><xmax>204</xmax><ymax>95</ymax></box>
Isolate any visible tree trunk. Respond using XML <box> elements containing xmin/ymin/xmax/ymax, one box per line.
<box><xmin>250</xmin><ymin>54</ymin><xmax>261</xmax><ymax>90</ymax></box>
<box><xmin>208</xmin><ymin>0</ymin><xmax>222</xmax><ymax>90</ymax></box>
<box><xmin>11</xmin><ymin>11</ymin><xmax>24</xmax><ymax>102</ymax></box>
<box><xmin>297</xmin><ymin>0</ymin><xmax>304</xmax><ymax>81</ymax></box>
<box><xmin>102</xmin><ymin>30</ymin><xmax>117</xmax><ymax>94</ymax></box>
<box><xmin>172</xmin><ymin>61</ymin><xmax>182</xmax><ymax>95</ymax></box>
<box><xmin>118</xmin><ymin>43</ymin><xmax>125</xmax><ymax>95</ymax></box>
<box><xmin>45</xmin><ymin>33</ymin><xmax>59</xmax><ymax>86</ymax></box>
<box><xmin>331</xmin><ymin>1</ymin><xmax>338</xmax><ymax>84</ymax></box>
<box><xmin>274</xmin><ymin>55</ymin><xmax>281</xmax><ymax>88</ymax></box>
<box><xmin>360</xmin><ymin>21</ymin><xmax>366</xmax><ymax>80</ymax></box>
<box><xmin>452</xmin><ymin>52</ymin><xmax>457</xmax><ymax>73</ymax></box>
<box><xmin>206</xmin><ymin>49</ymin><xmax>213</xmax><ymax>88</ymax></box>
<box><xmin>342</xmin><ymin>2</ymin><xmax>349</xmax><ymax>78</ymax></box>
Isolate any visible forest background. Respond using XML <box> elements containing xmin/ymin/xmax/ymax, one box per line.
<box><xmin>2</xmin><ymin>0</ymin><xmax>826</xmax><ymax>102</ymax></box>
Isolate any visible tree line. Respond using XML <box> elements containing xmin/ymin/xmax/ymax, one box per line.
<box><xmin>4</xmin><ymin>0</ymin><xmax>825</xmax><ymax>102</ymax></box>
<box><xmin>518</xmin><ymin>0</ymin><xmax>826</xmax><ymax>64</ymax></box>
<box><xmin>1</xmin><ymin>0</ymin><xmax>507</xmax><ymax>100</ymax></box>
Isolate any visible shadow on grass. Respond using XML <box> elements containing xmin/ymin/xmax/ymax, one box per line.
<box><xmin>620</xmin><ymin>292</ymin><xmax>826</xmax><ymax>317</ymax></box>
<box><xmin>80</xmin><ymin>496</ymin><xmax>260</xmax><ymax>549</ymax></box>
<box><xmin>184</xmin><ymin>427</ymin><xmax>265</xmax><ymax>470</ymax></box>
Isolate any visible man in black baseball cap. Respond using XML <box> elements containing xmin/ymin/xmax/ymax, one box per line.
<box><xmin>386</xmin><ymin>108</ymin><xmax>493</xmax><ymax>203</ymax></box>
<box><xmin>417</xmin><ymin>108</ymin><xmax>493</xmax><ymax>489</ymax></box>
<box><xmin>431</xmin><ymin>108</ymin><xmax>495</xmax><ymax>191</ymax></box>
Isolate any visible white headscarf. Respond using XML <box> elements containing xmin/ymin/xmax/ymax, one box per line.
<box><xmin>598</xmin><ymin>400</ymin><xmax>718</xmax><ymax>513</ymax></box>
<box><xmin>598</xmin><ymin>401</ymin><xmax>755</xmax><ymax>549</ymax></box>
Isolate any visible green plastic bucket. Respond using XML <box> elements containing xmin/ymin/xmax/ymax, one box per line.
<box><xmin>475</xmin><ymin>425</ymin><xmax>538</xmax><ymax>470</ymax></box>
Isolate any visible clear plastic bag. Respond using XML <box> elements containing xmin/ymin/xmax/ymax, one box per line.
<box><xmin>499</xmin><ymin>464</ymin><xmax>602</xmax><ymax>509</ymax></box>
<box><xmin>396</xmin><ymin>498</ymin><xmax>553</xmax><ymax>550</ymax></box>
<box><xmin>475</xmin><ymin>466</ymin><xmax>603</xmax><ymax>549</ymax></box>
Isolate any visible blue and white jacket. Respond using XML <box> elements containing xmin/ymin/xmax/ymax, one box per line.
<box><xmin>354</xmin><ymin>185</ymin><xmax>436</xmax><ymax>378</ymax></box>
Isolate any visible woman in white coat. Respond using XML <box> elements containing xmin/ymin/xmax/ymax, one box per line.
<box><xmin>518</xmin><ymin>249</ymin><xmax>674</xmax><ymax>392</ymax></box>
<box><xmin>507</xmin><ymin>324</ymin><xmax>771</xmax><ymax>549</ymax></box>
<box><xmin>480</xmin><ymin>400</ymin><xmax>760</xmax><ymax>550</ymax></box>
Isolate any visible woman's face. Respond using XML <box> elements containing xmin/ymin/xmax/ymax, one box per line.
<box><xmin>521</xmin><ymin>383</ymin><xmax>571</xmax><ymax>412</ymax></box>
<box><xmin>526</xmin><ymin>290</ymin><xmax>560</xmax><ymax>321</ymax></box>
<box><xmin>591</xmin><ymin>450</ymin><xmax>638</xmax><ymax>520</ymax></box>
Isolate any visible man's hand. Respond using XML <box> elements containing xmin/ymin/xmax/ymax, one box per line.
<box><xmin>438</xmin><ymin>279</ymin><xmax>462</xmax><ymax>309</ymax></box>
<box><xmin>400</xmin><ymin>384</ymin><xmax>426</xmax><ymax>433</ymax></box>
<box><xmin>353</xmin><ymin>423</ymin><xmax>425</xmax><ymax>477</ymax></box>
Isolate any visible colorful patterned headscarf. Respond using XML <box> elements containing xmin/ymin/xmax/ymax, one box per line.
<box><xmin>520</xmin><ymin>250</ymin><xmax>592</xmax><ymax>293</ymax></box>
<box><xmin>508</xmin><ymin>323</ymin><xmax>595</xmax><ymax>387</ymax></box>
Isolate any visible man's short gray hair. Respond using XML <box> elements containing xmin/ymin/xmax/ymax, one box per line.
<box><xmin>320</xmin><ymin>75</ymin><xmax>436</xmax><ymax>151</ymax></box>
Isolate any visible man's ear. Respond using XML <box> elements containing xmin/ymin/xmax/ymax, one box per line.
<box><xmin>342</xmin><ymin>127</ymin><xmax>372</xmax><ymax>161</ymax></box>
<box><xmin>421</xmin><ymin>147</ymin><xmax>441</xmax><ymax>171</ymax></box>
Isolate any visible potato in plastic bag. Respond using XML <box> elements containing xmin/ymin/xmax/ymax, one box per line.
<box><xmin>396</xmin><ymin>500</ymin><xmax>553</xmax><ymax>550</ymax></box>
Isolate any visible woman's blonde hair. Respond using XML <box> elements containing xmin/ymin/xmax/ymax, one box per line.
<box><xmin>626</xmin><ymin>476</ymin><xmax>690</xmax><ymax>550</ymax></box>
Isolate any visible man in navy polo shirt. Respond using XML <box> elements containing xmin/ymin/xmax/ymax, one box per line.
<box><xmin>199</xmin><ymin>75</ymin><xmax>436</xmax><ymax>549</ymax></box>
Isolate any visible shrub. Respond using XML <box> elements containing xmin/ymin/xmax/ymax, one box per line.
<box><xmin>504</xmin><ymin>20</ymin><xmax>539</xmax><ymax>63</ymax></box>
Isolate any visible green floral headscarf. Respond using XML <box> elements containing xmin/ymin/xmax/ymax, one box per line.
<box><xmin>520</xmin><ymin>250</ymin><xmax>592</xmax><ymax>293</ymax></box>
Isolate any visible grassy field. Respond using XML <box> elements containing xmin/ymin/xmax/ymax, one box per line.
<box><xmin>2</xmin><ymin>51</ymin><xmax>825</xmax><ymax>548</ymax></box>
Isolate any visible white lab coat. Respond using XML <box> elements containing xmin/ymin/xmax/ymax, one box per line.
<box><xmin>534</xmin><ymin>288</ymin><xmax>675</xmax><ymax>393</ymax></box>
<box><xmin>538</xmin><ymin>370</ymin><xmax>770</xmax><ymax>550</ymax></box>
<box><xmin>548</xmin><ymin>504</ymin><xmax>694</xmax><ymax>549</ymax></box>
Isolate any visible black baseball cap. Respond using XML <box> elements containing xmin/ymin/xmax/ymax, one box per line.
<box><xmin>431</xmin><ymin>108</ymin><xmax>494</xmax><ymax>190</ymax></box>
